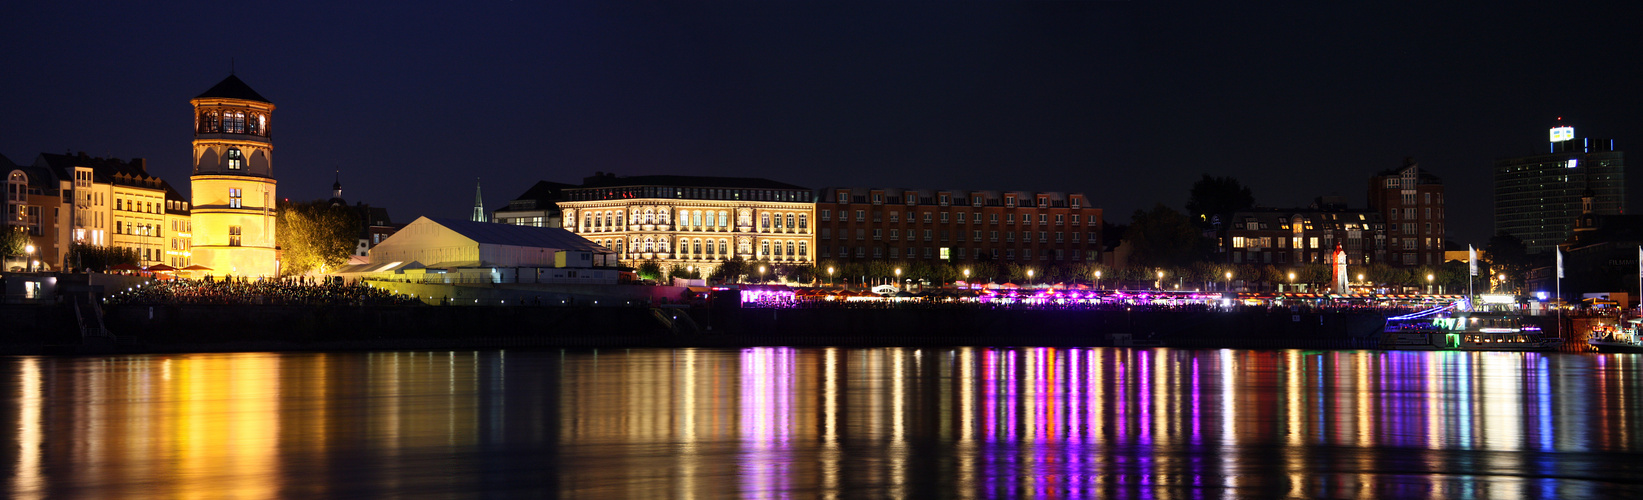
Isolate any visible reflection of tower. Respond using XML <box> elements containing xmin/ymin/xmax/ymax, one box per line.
<box><xmin>471</xmin><ymin>179</ymin><xmax>485</xmax><ymax>222</ymax></box>
<box><xmin>189</xmin><ymin>74</ymin><xmax>279</xmax><ymax>277</ymax></box>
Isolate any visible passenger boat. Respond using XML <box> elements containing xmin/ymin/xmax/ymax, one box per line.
<box><xmin>1589</xmin><ymin>318</ymin><xmax>1643</xmax><ymax>353</ymax></box>
<box><xmin>1381</xmin><ymin>307</ymin><xmax>1558</xmax><ymax>351</ymax></box>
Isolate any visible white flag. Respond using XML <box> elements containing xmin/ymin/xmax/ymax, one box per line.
<box><xmin>1557</xmin><ymin>248</ymin><xmax>1564</xmax><ymax>279</ymax></box>
<box><xmin>1469</xmin><ymin>245</ymin><xmax>1477</xmax><ymax>276</ymax></box>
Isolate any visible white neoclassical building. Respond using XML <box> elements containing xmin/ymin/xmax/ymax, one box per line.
<box><xmin>552</xmin><ymin>173</ymin><xmax>815</xmax><ymax>275</ymax></box>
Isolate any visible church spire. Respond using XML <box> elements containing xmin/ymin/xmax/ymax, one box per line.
<box><xmin>471</xmin><ymin>178</ymin><xmax>486</xmax><ymax>222</ymax></box>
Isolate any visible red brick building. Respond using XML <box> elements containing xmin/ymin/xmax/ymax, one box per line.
<box><xmin>814</xmin><ymin>187</ymin><xmax>1102</xmax><ymax>268</ymax></box>
<box><xmin>1367</xmin><ymin>158</ymin><xmax>1446</xmax><ymax>267</ymax></box>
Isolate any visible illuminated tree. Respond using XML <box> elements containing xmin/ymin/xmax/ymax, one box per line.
<box><xmin>0</xmin><ymin>226</ymin><xmax>26</xmax><ymax>270</ymax></box>
<box><xmin>276</xmin><ymin>200</ymin><xmax>359</xmax><ymax>276</ymax></box>
<box><xmin>66</xmin><ymin>244</ymin><xmax>138</xmax><ymax>272</ymax></box>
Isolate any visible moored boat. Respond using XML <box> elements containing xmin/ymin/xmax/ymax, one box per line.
<box><xmin>1589</xmin><ymin>318</ymin><xmax>1643</xmax><ymax>353</ymax></box>
<box><xmin>1382</xmin><ymin>307</ymin><xmax>1558</xmax><ymax>351</ymax></box>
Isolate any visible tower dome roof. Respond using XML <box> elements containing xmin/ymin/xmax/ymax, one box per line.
<box><xmin>195</xmin><ymin>74</ymin><xmax>271</xmax><ymax>103</ymax></box>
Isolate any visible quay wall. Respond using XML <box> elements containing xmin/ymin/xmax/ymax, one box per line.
<box><xmin>0</xmin><ymin>304</ymin><xmax>1403</xmax><ymax>353</ymax></box>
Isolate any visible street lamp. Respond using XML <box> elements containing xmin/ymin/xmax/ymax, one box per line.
<box><xmin>759</xmin><ymin>265</ymin><xmax>766</xmax><ymax>283</ymax></box>
<box><xmin>1287</xmin><ymin>271</ymin><xmax>1295</xmax><ymax>293</ymax></box>
<box><xmin>25</xmin><ymin>244</ymin><xmax>35</xmax><ymax>272</ymax></box>
<box><xmin>1157</xmin><ymin>269</ymin><xmax>1165</xmax><ymax>290</ymax></box>
<box><xmin>1225</xmin><ymin>271</ymin><xmax>1233</xmax><ymax>292</ymax></box>
<box><xmin>1427</xmin><ymin>273</ymin><xmax>1435</xmax><ymax>295</ymax></box>
<box><xmin>1094</xmin><ymin>270</ymin><xmax>1102</xmax><ymax>290</ymax></box>
<box><xmin>1027</xmin><ymin>268</ymin><xmax>1034</xmax><ymax>286</ymax></box>
<box><xmin>963</xmin><ymin>268</ymin><xmax>970</xmax><ymax>282</ymax></box>
<box><xmin>828</xmin><ymin>266</ymin><xmax>835</xmax><ymax>286</ymax></box>
<box><xmin>1498</xmin><ymin>273</ymin><xmax>1506</xmax><ymax>293</ymax></box>
<box><xmin>894</xmin><ymin>267</ymin><xmax>902</xmax><ymax>289</ymax></box>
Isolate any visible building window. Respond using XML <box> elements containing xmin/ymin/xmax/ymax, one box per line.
<box><xmin>1055</xmin><ymin>214</ymin><xmax>1064</xmax><ymax>225</ymax></box>
<box><xmin>229</xmin><ymin>188</ymin><xmax>242</xmax><ymax>208</ymax></box>
<box><xmin>1006</xmin><ymin>214</ymin><xmax>1014</xmax><ymax>224</ymax></box>
<box><xmin>990</xmin><ymin>214</ymin><xmax>999</xmax><ymax>224</ymax></box>
<box><xmin>228</xmin><ymin>226</ymin><xmax>242</xmax><ymax>246</ymax></box>
<box><xmin>990</xmin><ymin>231</ymin><xmax>998</xmax><ymax>242</ymax></box>
<box><xmin>889</xmin><ymin>229</ymin><xmax>899</xmax><ymax>240</ymax></box>
<box><xmin>820</xmin><ymin>228</ymin><xmax>831</xmax><ymax>239</ymax></box>
<box><xmin>940</xmin><ymin>213</ymin><xmax>949</xmax><ymax>223</ymax></box>
<box><xmin>797</xmin><ymin>214</ymin><xmax>807</xmax><ymax>229</ymax></box>
<box><xmin>855</xmin><ymin>210</ymin><xmax>865</xmax><ymax>222</ymax></box>
<box><xmin>226</xmin><ymin>148</ymin><xmax>243</xmax><ymax>170</ymax></box>
<box><xmin>873</xmin><ymin>229</ymin><xmax>882</xmax><ymax>240</ymax></box>
<box><xmin>889</xmin><ymin>211</ymin><xmax>899</xmax><ymax>223</ymax></box>
<box><xmin>923</xmin><ymin>230</ymin><xmax>932</xmax><ymax>241</ymax></box>
<box><xmin>939</xmin><ymin>194</ymin><xmax>950</xmax><ymax>206</ymax></box>
<box><xmin>820</xmin><ymin>209</ymin><xmax>830</xmax><ymax>221</ymax></box>
<box><xmin>957</xmin><ymin>212</ymin><xmax>966</xmax><ymax>223</ymax></box>
<box><xmin>973</xmin><ymin>230</ymin><xmax>982</xmax><ymax>242</ymax></box>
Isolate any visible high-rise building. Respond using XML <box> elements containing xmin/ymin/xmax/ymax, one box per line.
<box><xmin>189</xmin><ymin>74</ymin><xmax>279</xmax><ymax>277</ymax></box>
<box><xmin>1494</xmin><ymin>124</ymin><xmax>1625</xmax><ymax>254</ymax></box>
<box><xmin>1367</xmin><ymin>158</ymin><xmax>1445</xmax><ymax>266</ymax></box>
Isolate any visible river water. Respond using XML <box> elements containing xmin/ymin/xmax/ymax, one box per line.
<box><xmin>4</xmin><ymin>348</ymin><xmax>1642</xmax><ymax>498</ymax></box>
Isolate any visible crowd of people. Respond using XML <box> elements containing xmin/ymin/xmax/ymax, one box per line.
<box><xmin>105</xmin><ymin>277</ymin><xmax>422</xmax><ymax>306</ymax></box>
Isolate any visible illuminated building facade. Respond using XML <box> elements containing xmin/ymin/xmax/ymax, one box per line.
<box><xmin>1367</xmin><ymin>158</ymin><xmax>1445</xmax><ymax>266</ymax></box>
<box><xmin>1494</xmin><ymin>124</ymin><xmax>1625</xmax><ymax>255</ymax></box>
<box><xmin>813</xmin><ymin>188</ymin><xmax>1102</xmax><ymax>265</ymax></box>
<box><xmin>3</xmin><ymin>154</ymin><xmax>62</xmax><ymax>271</ymax></box>
<box><xmin>189</xmin><ymin>75</ymin><xmax>278</xmax><ymax>276</ymax></box>
<box><xmin>555</xmin><ymin>173</ymin><xmax>815</xmax><ymax>274</ymax></box>
<box><xmin>17</xmin><ymin>153</ymin><xmax>191</xmax><ymax>270</ymax></box>
<box><xmin>1224</xmin><ymin>203</ymin><xmax>1386</xmax><ymax>267</ymax></box>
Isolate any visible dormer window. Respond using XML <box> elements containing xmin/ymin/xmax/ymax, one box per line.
<box><xmin>1005</xmin><ymin>196</ymin><xmax>1016</xmax><ymax>208</ymax></box>
<box><xmin>837</xmin><ymin>190</ymin><xmax>849</xmax><ymax>204</ymax></box>
<box><xmin>226</xmin><ymin>148</ymin><xmax>243</xmax><ymax>170</ymax></box>
<box><xmin>939</xmin><ymin>194</ymin><xmax>950</xmax><ymax>206</ymax></box>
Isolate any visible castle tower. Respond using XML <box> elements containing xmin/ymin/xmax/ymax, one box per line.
<box><xmin>189</xmin><ymin>74</ymin><xmax>279</xmax><ymax>277</ymax></box>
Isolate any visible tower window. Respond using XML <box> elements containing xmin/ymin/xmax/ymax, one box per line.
<box><xmin>230</xmin><ymin>188</ymin><xmax>242</xmax><ymax>208</ymax></box>
<box><xmin>229</xmin><ymin>226</ymin><xmax>242</xmax><ymax>247</ymax></box>
<box><xmin>226</xmin><ymin>148</ymin><xmax>243</xmax><ymax>170</ymax></box>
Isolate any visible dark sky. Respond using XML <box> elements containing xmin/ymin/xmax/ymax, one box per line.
<box><xmin>5</xmin><ymin>2</ymin><xmax>1642</xmax><ymax>245</ymax></box>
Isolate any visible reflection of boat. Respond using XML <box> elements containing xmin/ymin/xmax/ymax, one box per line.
<box><xmin>1382</xmin><ymin>307</ymin><xmax>1558</xmax><ymax>351</ymax></box>
<box><xmin>1589</xmin><ymin>318</ymin><xmax>1643</xmax><ymax>353</ymax></box>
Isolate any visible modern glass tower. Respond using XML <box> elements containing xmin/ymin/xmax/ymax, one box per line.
<box><xmin>1494</xmin><ymin>124</ymin><xmax>1624</xmax><ymax>255</ymax></box>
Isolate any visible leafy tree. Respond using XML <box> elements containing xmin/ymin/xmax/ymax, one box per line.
<box><xmin>665</xmin><ymin>263</ymin><xmax>701</xmax><ymax>281</ymax></box>
<box><xmin>0</xmin><ymin>227</ymin><xmax>27</xmax><ymax>270</ymax></box>
<box><xmin>636</xmin><ymin>260</ymin><xmax>664</xmax><ymax>281</ymax></box>
<box><xmin>966</xmin><ymin>262</ymin><xmax>999</xmax><ymax>283</ymax></box>
<box><xmin>710</xmin><ymin>256</ymin><xmax>747</xmax><ymax>283</ymax></box>
<box><xmin>66</xmin><ymin>244</ymin><xmax>138</xmax><ymax>272</ymax></box>
<box><xmin>1185</xmin><ymin>174</ymin><xmax>1256</xmax><ymax>229</ymax></box>
<box><xmin>1123</xmin><ymin>204</ymin><xmax>1211</xmax><ymax>269</ymax></box>
<box><xmin>276</xmin><ymin>200</ymin><xmax>360</xmax><ymax>276</ymax></box>
<box><xmin>1485</xmin><ymin>231</ymin><xmax>1530</xmax><ymax>291</ymax></box>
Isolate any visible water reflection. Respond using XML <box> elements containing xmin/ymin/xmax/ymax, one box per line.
<box><xmin>5</xmin><ymin>348</ymin><xmax>1643</xmax><ymax>497</ymax></box>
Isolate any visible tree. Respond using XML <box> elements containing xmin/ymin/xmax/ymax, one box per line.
<box><xmin>636</xmin><ymin>260</ymin><xmax>664</xmax><ymax>281</ymax></box>
<box><xmin>66</xmin><ymin>244</ymin><xmax>138</xmax><ymax>272</ymax></box>
<box><xmin>710</xmin><ymin>256</ymin><xmax>747</xmax><ymax>283</ymax></box>
<box><xmin>0</xmin><ymin>226</ymin><xmax>27</xmax><ymax>270</ymax></box>
<box><xmin>1485</xmin><ymin>231</ymin><xmax>1530</xmax><ymax>291</ymax></box>
<box><xmin>1123</xmin><ymin>204</ymin><xmax>1211</xmax><ymax>269</ymax></box>
<box><xmin>276</xmin><ymin>200</ymin><xmax>360</xmax><ymax>276</ymax></box>
<box><xmin>1185</xmin><ymin>174</ymin><xmax>1256</xmax><ymax>229</ymax></box>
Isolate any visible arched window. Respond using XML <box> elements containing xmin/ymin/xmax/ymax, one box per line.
<box><xmin>761</xmin><ymin>214</ymin><xmax>770</xmax><ymax>229</ymax></box>
<box><xmin>774</xmin><ymin>215</ymin><xmax>784</xmax><ymax>229</ymax></box>
<box><xmin>761</xmin><ymin>241</ymin><xmax>770</xmax><ymax>256</ymax></box>
<box><xmin>679</xmin><ymin>210</ymin><xmax>689</xmax><ymax>225</ymax></box>
<box><xmin>583</xmin><ymin>214</ymin><xmax>592</xmax><ymax>229</ymax></box>
<box><xmin>798</xmin><ymin>242</ymin><xmax>807</xmax><ymax>256</ymax></box>
<box><xmin>719</xmin><ymin>211</ymin><xmax>729</xmax><ymax>227</ymax></box>
<box><xmin>258</xmin><ymin>115</ymin><xmax>267</xmax><ymax>136</ymax></box>
<box><xmin>226</xmin><ymin>148</ymin><xmax>243</xmax><ymax>170</ymax></box>
<box><xmin>704</xmin><ymin>211</ymin><xmax>715</xmax><ymax>228</ymax></box>
<box><xmin>694</xmin><ymin>240</ymin><xmax>702</xmax><ymax>254</ymax></box>
<box><xmin>659</xmin><ymin>240</ymin><xmax>669</xmax><ymax>252</ymax></box>
<box><xmin>719</xmin><ymin>240</ymin><xmax>728</xmax><ymax>255</ymax></box>
<box><xmin>644</xmin><ymin>210</ymin><xmax>654</xmax><ymax>224</ymax></box>
<box><xmin>692</xmin><ymin>210</ymin><xmax>702</xmax><ymax>227</ymax></box>
<box><xmin>786</xmin><ymin>242</ymin><xmax>795</xmax><ymax>257</ymax></box>
<box><xmin>644</xmin><ymin>238</ymin><xmax>654</xmax><ymax>252</ymax></box>
<box><xmin>786</xmin><ymin>214</ymin><xmax>795</xmax><ymax>229</ymax></box>
<box><xmin>798</xmin><ymin>214</ymin><xmax>807</xmax><ymax>229</ymax></box>
<box><xmin>616</xmin><ymin>211</ymin><xmax>625</xmax><ymax>227</ymax></box>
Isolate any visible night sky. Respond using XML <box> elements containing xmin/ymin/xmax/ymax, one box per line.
<box><xmin>6</xmin><ymin>2</ymin><xmax>1642</xmax><ymax>245</ymax></box>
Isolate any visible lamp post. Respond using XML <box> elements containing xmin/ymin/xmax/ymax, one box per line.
<box><xmin>25</xmin><ymin>244</ymin><xmax>35</xmax><ymax>272</ymax></box>
<box><xmin>759</xmin><ymin>265</ymin><xmax>766</xmax><ymax>283</ymax></box>
<box><xmin>828</xmin><ymin>266</ymin><xmax>835</xmax><ymax>287</ymax></box>
<box><xmin>894</xmin><ymin>267</ymin><xmax>902</xmax><ymax>290</ymax></box>
<box><xmin>1027</xmin><ymin>268</ymin><xmax>1034</xmax><ymax>287</ymax></box>
<box><xmin>1156</xmin><ymin>270</ymin><xmax>1165</xmax><ymax>290</ymax></box>
<box><xmin>963</xmin><ymin>268</ymin><xmax>970</xmax><ymax>284</ymax></box>
<box><xmin>1427</xmin><ymin>273</ymin><xmax>1435</xmax><ymax>295</ymax></box>
<box><xmin>1094</xmin><ymin>270</ymin><xmax>1102</xmax><ymax>291</ymax></box>
<box><xmin>1225</xmin><ymin>271</ymin><xmax>1233</xmax><ymax>292</ymax></box>
<box><xmin>1497</xmin><ymin>273</ymin><xmax>1505</xmax><ymax>293</ymax></box>
<box><xmin>1287</xmin><ymin>271</ymin><xmax>1295</xmax><ymax>293</ymax></box>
